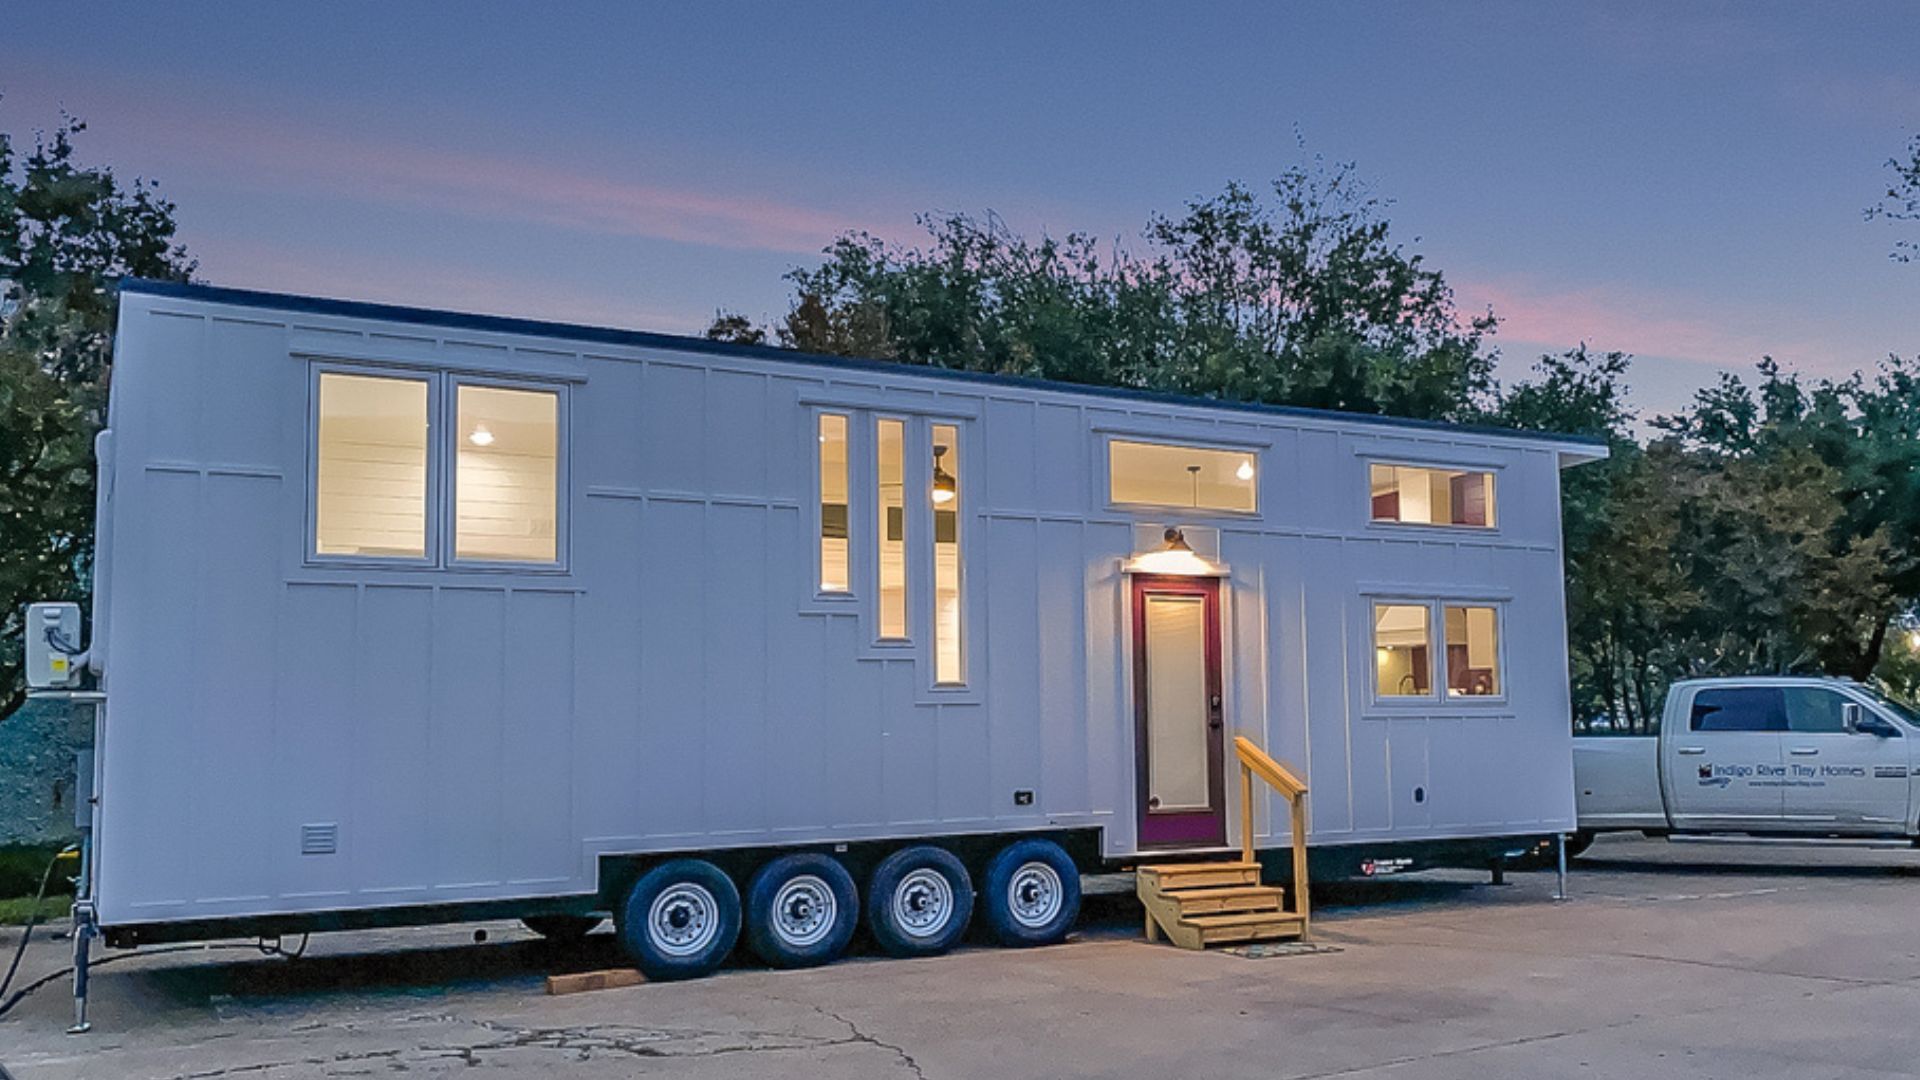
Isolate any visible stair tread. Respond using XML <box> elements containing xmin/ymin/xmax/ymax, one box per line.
<box><xmin>1180</xmin><ymin>910</ymin><xmax>1306</xmax><ymax>929</ymax></box>
<box><xmin>1165</xmin><ymin>885</ymin><xmax>1285</xmax><ymax>900</ymax></box>
<box><xmin>1139</xmin><ymin>861</ymin><xmax>1261</xmax><ymax>874</ymax></box>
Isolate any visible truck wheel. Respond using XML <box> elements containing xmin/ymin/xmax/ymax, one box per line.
<box><xmin>744</xmin><ymin>853</ymin><xmax>859</xmax><ymax>968</ymax></box>
<box><xmin>866</xmin><ymin>845</ymin><xmax>973</xmax><ymax>957</ymax></box>
<box><xmin>1564</xmin><ymin>831</ymin><xmax>1596</xmax><ymax>859</ymax></box>
<box><xmin>980</xmin><ymin>838</ymin><xmax>1080</xmax><ymax>947</ymax></box>
<box><xmin>522</xmin><ymin>914</ymin><xmax>602</xmax><ymax>942</ymax></box>
<box><xmin>615</xmin><ymin>859</ymin><xmax>741</xmax><ymax>980</ymax></box>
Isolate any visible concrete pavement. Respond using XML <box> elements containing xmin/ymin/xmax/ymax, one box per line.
<box><xmin>5</xmin><ymin>835</ymin><xmax>1920</xmax><ymax>1078</ymax></box>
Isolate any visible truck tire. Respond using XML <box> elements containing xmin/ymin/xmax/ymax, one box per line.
<box><xmin>1564</xmin><ymin>831</ymin><xmax>1596</xmax><ymax>859</ymax></box>
<box><xmin>615</xmin><ymin>859</ymin><xmax>741</xmax><ymax>980</ymax></box>
<box><xmin>522</xmin><ymin>914</ymin><xmax>602</xmax><ymax>942</ymax></box>
<box><xmin>980</xmin><ymin>838</ymin><xmax>1080</xmax><ymax>947</ymax></box>
<box><xmin>866</xmin><ymin>845</ymin><xmax>974</xmax><ymax>957</ymax></box>
<box><xmin>744</xmin><ymin>853</ymin><xmax>859</xmax><ymax>969</ymax></box>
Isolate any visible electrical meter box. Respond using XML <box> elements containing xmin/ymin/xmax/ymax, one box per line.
<box><xmin>26</xmin><ymin>601</ymin><xmax>84</xmax><ymax>690</ymax></box>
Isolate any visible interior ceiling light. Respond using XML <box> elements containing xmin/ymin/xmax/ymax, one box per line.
<box><xmin>931</xmin><ymin>446</ymin><xmax>956</xmax><ymax>504</ymax></box>
<box><xmin>1236</xmin><ymin>459</ymin><xmax>1255</xmax><ymax>481</ymax></box>
<box><xmin>468</xmin><ymin>424</ymin><xmax>495</xmax><ymax>447</ymax></box>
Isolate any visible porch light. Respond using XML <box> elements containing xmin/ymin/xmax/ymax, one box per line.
<box><xmin>931</xmin><ymin>446</ymin><xmax>957</xmax><ymax>505</ymax></box>
<box><xmin>1125</xmin><ymin>526</ymin><xmax>1217</xmax><ymax>576</ymax></box>
<box><xmin>468</xmin><ymin>424</ymin><xmax>495</xmax><ymax>447</ymax></box>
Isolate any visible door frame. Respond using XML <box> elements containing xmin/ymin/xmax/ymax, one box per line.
<box><xmin>1130</xmin><ymin>573</ymin><xmax>1228</xmax><ymax>849</ymax></box>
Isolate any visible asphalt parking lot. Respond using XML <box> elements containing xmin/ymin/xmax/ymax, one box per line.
<box><xmin>5</xmin><ymin>834</ymin><xmax>1920</xmax><ymax>1078</ymax></box>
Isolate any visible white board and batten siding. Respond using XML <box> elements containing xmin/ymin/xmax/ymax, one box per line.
<box><xmin>90</xmin><ymin>281</ymin><xmax>1603</xmax><ymax>927</ymax></box>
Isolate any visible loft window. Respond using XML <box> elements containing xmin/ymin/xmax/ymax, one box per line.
<box><xmin>1373</xmin><ymin>603</ymin><xmax>1432</xmax><ymax>698</ymax></box>
<box><xmin>932</xmin><ymin>424</ymin><xmax>964</xmax><ymax>684</ymax></box>
<box><xmin>314</xmin><ymin>371</ymin><xmax>430</xmax><ymax>559</ymax></box>
<box><xmin>1370</xmin><ymin>463</ymin><xmax>1495</xmax><ymax>527</ymax></box>
<box><xmin>818</xmin><ymin>413</ymin><xmax>850</xmax><ymax>593</ymax></box>
<box><xmin>876</xmin><ymin>417</ymin><xmax>908</xmax><ymax>638</ymax></box>
<box><xmin>454</xmin><ymin>384</ymin><xmax>560</xmax><ymax>564</ymax></box>
<box><xmin>1108</xmin><ymin>439</ymin><xmax>1257</xmax><ymax>513</ymax></box>
<box><xmin>1443</xmin><ymin>605</ymin><xmax>1502</xmax><ymax>697</ymax></box>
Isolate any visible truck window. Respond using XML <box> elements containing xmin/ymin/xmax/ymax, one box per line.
<box><xmin>1689</xmin><ymin>687</ymin><xmax>1787</xmax><ymax>732</ymax></box>
<box><xmin>1783</xmin><ymin>687</ymin><xmax>1849</xmax><ymax>733</ymax></box>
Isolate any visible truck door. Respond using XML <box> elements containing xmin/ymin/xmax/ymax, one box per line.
<box><xmin>1781</xmin><ymin>686</ymin><xmax>1910</xmax><ymax>833</ymax></box>
<box><xmin>1666</xmin><ymin>686</ymin><xmax>1786</xmax><ymax>830</ymax></box>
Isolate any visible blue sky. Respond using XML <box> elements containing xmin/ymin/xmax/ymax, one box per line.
<box><xmin>5</xmin><ymin>2</ymin><xmax>1915</xmax><ymax>418</ymax></box>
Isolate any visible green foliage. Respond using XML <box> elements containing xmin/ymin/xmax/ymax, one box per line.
<box><xmin>721</xmin><ymin>162</ymin><xmax>1497</xmax><ymax>422</ymax></box>
<box><xmin>0</xmin><ymin>107</ymin><xmax>193</xmax><ymax>716</ymax></box>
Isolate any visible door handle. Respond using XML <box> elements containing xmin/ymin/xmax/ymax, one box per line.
<box><xmin>1676</xmin><ymin>747</ymin><xmax>1706</xmax><ymax>756</ymax></box>
<box><xmin>1208</xmin><ymin>694</ymin><xmax>1222</xmax><ymax>729</ymax></box>
<box><xmin>1788</xmin><ymin>747</ymin><xmax>1819</xmax><ymax>756</ymax></box>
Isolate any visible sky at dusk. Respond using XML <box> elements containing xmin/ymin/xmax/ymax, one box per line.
<box><xmin>4</xmin><ymin>2</ymin><xmax>1915</xmax><ymax>419</ymax></box>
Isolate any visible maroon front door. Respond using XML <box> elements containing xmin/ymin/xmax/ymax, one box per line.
<box><xmin>1131</xmin><ymin>574</ymin><xmax>1227</xmax><ymax>848</ymax></box>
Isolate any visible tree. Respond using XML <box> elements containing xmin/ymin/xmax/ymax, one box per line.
<box><xmin>0</xmin><ymin>108</ymin><xmax>194</xmax><ymax>716</ymax></box>
<box><xmin>717</xmin><ymin>161</ymin><xmax>1499</xmax><ymax>422</ymax></box>
<box><xmin>1868</xmin><ymin>133</ymin><xmax>1920</xmax><ymax>263</ymax></box>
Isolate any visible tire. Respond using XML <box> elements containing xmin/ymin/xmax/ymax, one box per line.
<box><xmin>745</xmin><ymin>853</ymin><xmax>860</xmax><ymax>969</ymax></box>
<box><xmin>522</xmin><ymin>914</ymin><xmax>602</xmax><ymax>942</ymax></box>
<box><xmin>1564</xmin><ymin>831</ymin><xmax>1596</xmax><ymax>860</ymax></box>
<box><xmin>980</xmin><ymin>838</ymin><xmax>1081</xmax><ymax>947</ymax></box>
<box><xmin>615</xmin><ymin>859</ymin><xmax>741</xmax><ymax>980</ymax></box>
<box><xmin>866</xmin><ymin>845</ymin><xmax>974</xmax><ymax>958</ymax></box>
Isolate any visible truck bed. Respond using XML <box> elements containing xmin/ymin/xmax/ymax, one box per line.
<box><xmin>1573</xmin><ymin>737</ymin><xmax>1668</xmax><ymax>831</ymax></box>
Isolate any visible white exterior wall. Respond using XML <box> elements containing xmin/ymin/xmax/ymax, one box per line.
<box><xmin>90</xmin><ymin>284</ymin><xmax>1596</xmax><ymax>927</ymax></box>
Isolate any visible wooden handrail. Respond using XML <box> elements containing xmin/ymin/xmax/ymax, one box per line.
<box><xmin>1233</xmin><ymin>735</ymin><xmax>1311</xmax><ymax>937</ymax></box>
<box><xmin>1234</xmin><ymin>737</ymin><xmax>1306</xmax><ymax>799</ymax></box>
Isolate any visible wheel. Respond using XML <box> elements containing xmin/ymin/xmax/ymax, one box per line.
<box><xmin>744</xmin><ymin>853</ymin><xmax>859</xmax><ymax>968</ymax></box>
<box><xmin>522</xmin><ymin>914</ymin><xmax>602</xmax><ymax>942</ymax></box>
<box><xmin>866</xmin><ymin>845</ymin><xmax>974</xmax><ymax>958</ymax></box>
<box><xmin>615</xmin><ymin>859</ymin><xmax>741</xmax><ymax>980</ymax></box>
<box><xmin>1564</xmin><ymin>831</ymin><xmax>1596</xmax><ymax>859</ymax></box>
<box><xmin>980</xmin><ymin>838</ymin><xmax>1081</xmax><ymax>947</ymax></box>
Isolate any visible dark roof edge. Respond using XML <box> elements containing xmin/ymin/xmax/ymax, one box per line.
<box><xmin>117</xmin><ymin>277</ymin><xmax>1609</xmax><ymax>450</ymax></box>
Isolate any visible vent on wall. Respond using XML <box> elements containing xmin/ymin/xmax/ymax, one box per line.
<box><xmin>300</xmin><ymin>823</ymin><xmax>339</xmax><ymax>856</ymax></box>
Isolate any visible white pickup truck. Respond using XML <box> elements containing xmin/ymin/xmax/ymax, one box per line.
<box><xmin>1571</xmin><ymin>676</ymin><xmax>1920</xmax><ymax>854</ymax></box>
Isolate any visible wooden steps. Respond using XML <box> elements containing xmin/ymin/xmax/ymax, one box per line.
<box><xmin>1136</xmin><ymin>861</ymin><xmax>1309</xmax><ymax>950</ymax></box>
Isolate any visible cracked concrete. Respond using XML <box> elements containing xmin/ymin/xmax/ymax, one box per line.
<box><xmin>7</xmin><ymin>836</ymin><xmax>1920</xmax><ymax>1078</ymax></box>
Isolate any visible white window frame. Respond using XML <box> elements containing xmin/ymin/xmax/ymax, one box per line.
<box><xmin>1364</xmin><ymin>595</ymin><xmax>1511</xmax><ymax>709</ymax></box>
<box><xmin>811</xmin><ymin>408</ymin><xmax>858</xmax><ymax>603</ymax></box>
<box><xmin>1439</xmin><ymin>601</ymin><xmax>1508</xmax><ymax>703</ymax></box>
<box><xmin>1368</xmin><ymin>598</ymin><xmax>1439</xmax><ymax>705</ymax></box>
<box><xmin>929</xmin><ymin>419</ymin><xmax>969</xmax><ymax>689</ymax></box>
<box><xmin>444</xmin><ymin>374</ymin><xmax>571</xmax><ymax>573</ymax></box>
<box><xmin>1364</xmin><ymin>458</ymin><xmax>1500</xmax><ymax>533</ymax></box>
<box><xmin>1100</xmin><ymin>433</ymin><xmax>1264</xmax><ymax>518</ymax></box>
<box><xmin>872</xmin><ymin>414</ymin><xmax>913</xmax><ymax>646</ymax></box>
<box><xmin>305</xmin><ymin>362</ymin><xmax>441</xmax><ymax>569</ymax></box>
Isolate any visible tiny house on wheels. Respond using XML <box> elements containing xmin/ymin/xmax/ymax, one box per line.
<box><xmin>29</xmin><ymin>279</ymin><xmax>1603</xmax><ymax>997</ymax></box>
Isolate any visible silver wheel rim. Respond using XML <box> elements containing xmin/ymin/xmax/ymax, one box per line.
<box><xmin>891</xmin><ymin>868</ymin><xmax>954</xmax><ymax>939</ymax></box>
<box><xmin>770</xmin><ymin>874</ymin><xmax>837</xmax><ymax>949</ymax></box>
<box><xmin>648</xmin><ymin>882</ymin><xmax>721</xmax><ymax>957</ymax></box>
<box><xmin>1007</xmin><ymin>862</ymin><xmax>1064</xmax><ymax>929</ymax></box>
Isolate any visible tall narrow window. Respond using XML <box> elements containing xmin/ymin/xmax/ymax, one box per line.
<box><xmin>931</xmin><ymin>424</ymin><xmax>963</xmax><ymax>684</ymax></box>
<box><xmin>1443</xmin><ymin>605</ymin><xmax>1502</xmax><ymax>697</ymax></box>
<box><xmin>315</xmin><ymin>372</ymin><xmax>430</xmax><ymax>558</ymax></box>
<box><xmin>818</xmin><ymin>414</ymin><xmax>850</xmax><ymax>592</ymax></box>
<box><xmin>1373</xmin><ymin>603</ymin><xmax>1432</xmax><ymax>697</ymax></box>
<box><xmin>454</xmin><ymin>384</ymin><xmax>559</xmax><ymax>563</ymax></box>
<box><xmin>876</xmin><ymin>418</ymin><xmax>907</xmax><ymax>638</ymax></box>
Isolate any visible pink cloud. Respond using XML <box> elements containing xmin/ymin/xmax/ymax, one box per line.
<box><xmin>6</xmin><ymin>68</ymin><xmax>869</xmax><ymax>256</ymax></box>
<box><xmin>1459</xmin><ymin>276</ymin><xmax>1849</xmax><ymax>375</ymax></box>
